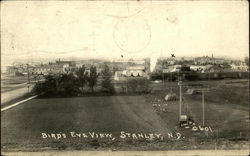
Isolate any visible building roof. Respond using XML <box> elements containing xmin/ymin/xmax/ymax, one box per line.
<box><xmin>126</xmin><ymin>66</ymin><xmax>145</xmax><ymax>70</ymax></box>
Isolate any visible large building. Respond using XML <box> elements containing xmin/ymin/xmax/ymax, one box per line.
<box><xmin>6</xmin><ymin>60</ymin><xmax>77</xmax><ymax>76</ymax></box>
<box><xmin>114</xmin><ymin>65</ymin><xmax>148</xmax><ymax>81</ymax></box>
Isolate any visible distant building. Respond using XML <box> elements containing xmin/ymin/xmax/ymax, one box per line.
<box><xmin>194</xmin><ymin>56</ymin><xmax>214</xmax><ymax>65</ymax></box>
<box><xmin>190</xmin><ymin>65</ymin><xmax>207</xmax><ymax>72</ymax></box>
<box><xmin>6</xmin><ymin>66</ymin><xmax>18</xmax><ymax>76</ymax></box>
<box><xmin>32</xmin><ymin>60</ymin><xmax>77</xmax><ymax>75</ymax></box>
<box><xmin>113</xmin><ymin>65</ymin><xmax>148</xmax><ymax>80</ymax></box>
<box><xmin>125</xmin><ymin>65</ymin><xmax>146</xmax><ymax>77</ymax></box>
<box><xmin>6</xmin><ymin>65</ymin><xmax>27</xmax><ymax>76</ymax></box>
<box><xmin>163</xmin><ymin>65</ymin><xmax>182</xmax><ymax>73</ymax></box>
<box><xmin>114</xmin><ymin>71</ymin><xmax>123</xmax><ymax>81</ymax></box>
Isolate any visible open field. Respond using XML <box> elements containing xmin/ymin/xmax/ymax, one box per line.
<box><xmin>1</xmin><ymin>79</ymin><xmax>249</xmax><ymax>151</ymax></box>
<box><xmin>1</xmin><ymin>76</ymin><xmax>33</xmax><ymax>87</ymax></box>
<box><xmin>147</xmin><ymin>79</ymin><xmax>249</xmax><ymax>138</ymax></box>
<box><xmin>1</xmin><ymin>96</ymin><xmax>171</xmax><ymax>151</ymax></box>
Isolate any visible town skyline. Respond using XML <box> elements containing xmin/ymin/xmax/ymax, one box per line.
<box><xmin>1</xmin><ymin>53</ymin><xmax>248</xmax><ymax>67</ymax></box>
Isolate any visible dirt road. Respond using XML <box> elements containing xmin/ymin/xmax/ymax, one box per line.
<box><xmin>1</xmin><ymin>84</ymin><xmax>34</xmax><ymax>104</ymax></box>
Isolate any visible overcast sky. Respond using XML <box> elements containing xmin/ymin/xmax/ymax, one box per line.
<box><xmin>1</xmin><ymin>1</ymin><xmax>249</xmax><ymax>66</ymax></box>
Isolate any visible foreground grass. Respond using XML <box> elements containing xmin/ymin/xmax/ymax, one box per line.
<box><xmin>1</xmin><ymin>79</ymin><xmax>249</xmax><ymax>151</ymax></box>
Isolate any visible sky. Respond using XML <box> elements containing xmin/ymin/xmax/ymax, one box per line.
<box><xmin>1</xmin><ymin>1</ymin><xmax>249</xmax><ymax>66</ymax></box>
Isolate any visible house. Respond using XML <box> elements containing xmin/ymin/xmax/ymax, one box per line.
<box><xmin>114</xmin><ymin>71</ymin><xmax>123</xmax><ymax>80</ymax></box>
<box><xmin>113</xmin><ymin>65</ymin><xmax>148</xmax><ymax>80</ymax></box>
<box><xmin>123</xmin><ymin>70</ymin><xmax>145</xmax><ymax>77</ymax></box>
<box><xmin>6</xmin><ymin>66</ymin><xmax>18</xmax><ymax>76</ymax></box>
<box><xmin>163</xmin><ymin>65</ymin><xmax>182</xmax><ymax>73</ymax></box>
<box><xmin>194</xmin><ymin>56</ymin><xmax>213</xmax><ymax>65</ymax></box>
<box><xmin>190</xmin><ymin>65</ymin><xmax>208</xmax><ymax>72</ymax></box>
<box><xmin>124</xmin><ymin>65</ymin><xmax>146</xmax><ymax>77</ymax></box>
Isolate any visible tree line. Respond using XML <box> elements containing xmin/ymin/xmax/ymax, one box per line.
<box><xmin>34</xmin><ymin>64</ymin><xmax>114</xmax><ymax>97</ymax></box>
<box><xmin>34</xmin><ymin>63</ymin><xmax>152</xmax><ymax>97</ymax></box>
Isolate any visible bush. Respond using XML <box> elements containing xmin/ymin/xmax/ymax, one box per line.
<box><xmin>34</xmin><ymin>75</ymin><xmax>57</xmax><ymax>96</ymax></box>
<box><xmin>137</xmin><ymin>77</ymin><xmax>150</xmax><ymax>93</ymax></box>
<box><xmin>126</xmin><ymin>77</ymin><xmax>151</xmax><ymax>93</ymax></box>
<box><xmin>56</xmin><ymin>73</ymin><xmax>80</xmax><ymax>96</ymax></box>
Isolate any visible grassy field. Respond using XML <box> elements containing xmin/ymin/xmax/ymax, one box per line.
<box><xmin>1</xmin><ymin>79</ymin><xmax>249</xmax><ymax>151</ymax></box>
<box><xmin>1</xmin><ymin>96</ymin><xmax>171</xmax><ymax>151</ymax></box>
<box><xmin>148</xmin><ymin>79</ymin><xmax>249</xmax><ymax>137</ymax></box>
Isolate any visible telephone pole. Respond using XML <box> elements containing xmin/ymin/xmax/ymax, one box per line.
<box><xmin>27</xmin><ymin>64</ymin><xmax>30</xmax><ymax>93</ymax></box>
<box><xmin>200</xmin><ymin>84</ymin><xmax>209</xmax><ymax>126</ymax></box>
<box><xmin>178</xmin><ymin>81</ymin><xmax>183</xmax><ymax>121</ymax></box>
<box><xmin>162</xmin><ymin>60</ymin><xmax>164</xmax><ymax>85</ymax></box>
<box><xmin>202</xmin><ymin>88</ymin><xmax>205</xmax><ymax>126</ymax></box>
<box><xmin>27</xmin><ymin>64</ymin><xmax>30</xmax><ymax>84</ymax></box>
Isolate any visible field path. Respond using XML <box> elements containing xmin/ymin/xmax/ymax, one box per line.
<box><xmin>112</xmin><ymin>96</ymin><xmax>171</xmax><ymax>135</ymax></box>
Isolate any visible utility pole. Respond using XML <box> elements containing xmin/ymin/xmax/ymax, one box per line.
<box><xmin>194</xmin><ymin>84</ymin><xmax>209</xmax><ymax>126</ymax></box>
<box><xmin>170</xmin><ymin>71</ymin><xmax>172</xmax><ymax>82</ymax></box>
<box><xmin>170</xmin><ymin>53</ymin><xmax>175</xmax><ymax>92</ymax></box>
<box><xmin>178</xmin><ymin>81</ymin><xmax>182</xmax><ymax>121</ymax></box>
<box><xmin>27</xmin><ymin>64</ymin><xmax>30</xmax><ymax>84</ymax></box>
<box><xmin>27</xmin><ymin>64</ymin><xmax>30</xmax><ymax>93</ymax></box>
<box><xmin>161</xmin><ymin>50</ymin><xmax>164</xmax><ymax>86</ymax></box>
<box><xmin>202</xmin><ymin>87</ymin><xmax>205</xmax><ymax>126</ymax></box>
<box><xmin>162</xmin><ymin>60</ymin><xmax>164</xmax><ymax>85</ymax></box>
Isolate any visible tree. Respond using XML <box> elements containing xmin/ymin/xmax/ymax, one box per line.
<box><xmin>245</xmin><ymin>57</ymin><xmax>249</xmax><ymax>67</ymax></box>
<box><xmin>57</xmin><ymin>73</ymin><xmax>79</xmax><ymax>96</ymax></box>
<box><xmin>126</xmin><ymin>77</ymin><xmax>151</xmax><ymax>93</ymax></box>
<box><xmin>126</xmin><ymin>78</ymin><xmax>138</xmax><ymax>93</ymax></box>
<box><xmin>34</xmin><ymin>75</ymin><xmax>57</xmax><ymax>96</ymax></box>
<box><xmin>75</xmin><ymin>65</ymin><xmax>88</xmax><ymax>94</ymax></box>
<box><xmin>34</xmin><ymin>73</ymin><xmax>80</xmax><ymax>97</ymax></box>
<box><xmin>101</xmin><ymin>64</ymin><xmax>114</xmax><ymax>93</ymax></box>
<box><xmin>88</xmin><ymin>65</ymin><xmax>98</xmax><ymax>92</ymax></box>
